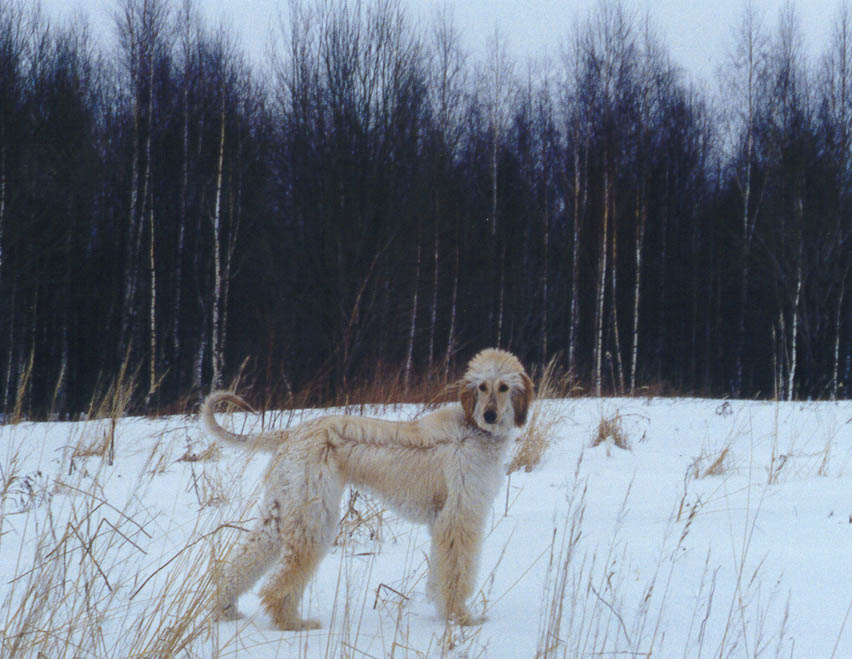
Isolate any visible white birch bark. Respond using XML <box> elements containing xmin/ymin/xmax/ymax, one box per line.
<box><xmin>0</xmin><ymin>144</ymin><xmax>6</xmax><ymax>275</ymax></box>
<box><xmin>833</xmin><ymin>274</ymin><xmax>847</xmax><ymax>400</ymax></box>
<box><xmin>147</xmin><ymin>201</ymin><xmax>157</xmax><ymax>403</ymax></box>
<box><xmin>427</xmin><ymin>202</ymin><xmax>439</xmax><ymax>371</ymax></box>
<box><xmin>630</xmin><ymin>193</ymin><xmax>646</xmax><ymax>394</ymax></box>
<box><xmin>173</xmin><ymin>0</ymin><xmax>194</xmax><ymax>365</ymax></box>
<box><xmin>3</xmin><ymin>281</ymin><xmax>15</xmax><ymax>410</ymax></box>
<box><xmin>610</xmin><ymin>201</ymin><xmax>624</xmax><ymax>393</ymax></box>
<box><xmin>211</xmin><ymin>102</ymin><xmax>226</xmax><ymax>389</ymax></box>
<box><xmin>540</xmin><ymin>200</ymin><xmax>549</xmax><ymax>360</ymax></box>
<box><xmin>403</xmin><ymin>227</ymin><xmax>421</xmax><ymax>392</ymax></box>
<box><xmin>594</xmin><ymin>166</ymin><xmax>610</xmax><ymax>396</ymax></box>
<box><xmin>786</xmin><ymin>256</ymin><xmax>802</xmax><ymax>401</ymax></box>
<box><xmin>729</xmin><ymin>1</ymin><xmax>765</xmax><ymax>395</ymax></box>
<box><xmin>443</xmin><ymin>245</ymin><xmax>459</xmax><ymax>381</ymax></box>
<box><xmin>568</xmin><ymin>141</ymin><xmax>583</xmax><ymax>377</ymax></box>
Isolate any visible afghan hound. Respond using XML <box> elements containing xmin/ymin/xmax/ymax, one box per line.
<box><xmin>201</xmin><ymin>348</ymin><xmax>534</xmax><ymax>629</ymax></box>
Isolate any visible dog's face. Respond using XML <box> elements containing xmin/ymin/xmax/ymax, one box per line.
<box><xmin>460</xmin><ymin>349</ymin><xmax>534</xmax><ymax>433</ymax></box>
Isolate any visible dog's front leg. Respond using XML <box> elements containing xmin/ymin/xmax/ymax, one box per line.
<box><xmin>428</xmin><ymin>506</ymin><xmax>485</xmax><ymax>625</ymax></box>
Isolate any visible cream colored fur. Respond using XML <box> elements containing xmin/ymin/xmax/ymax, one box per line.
<box><xmin>201</xmin><ymin>348</ymin><xmax>534</xmax><ymax>629</ymax></box>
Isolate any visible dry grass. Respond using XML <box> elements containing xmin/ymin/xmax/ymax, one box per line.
<box><xmin>690</xmin><ymin>446</ymin><xmax>732</xmax><ymax>480</ymax></box>
<box><xmin>508</xmin><ymin>356</ymin><xmax>568</xmax><ymax>474</ymax></box>
<box><xmin>177</xmin><ymin>442</ymin><xmax>222</xmax><ymax>464</ymax></box>
<box><xmin>0</xmin><ymin>415</ymin><xmax>262</xmax><ymax>658</ymax></box>
<box><xmin>8</xmin><ymin>347</ymin><xmax>35</xmax><ymax>425</ymax></box>
<box><xmin>72</xmin><ymin>356</ymin><xmax>140</xmax><ymax>461</ymax></box>
<box><xmin>592</xmin><ymin>411</ymin><xmax>630</xmax><ymax>452</ymax></box>
<box><xmin>335</xmin><ymin>489</ymin><xmax>388</xmax><ymax>546</ymax></box>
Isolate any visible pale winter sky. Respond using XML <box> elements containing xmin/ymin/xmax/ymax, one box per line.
<box><xmin>41</xmin><ymin>0</ymin><xmax>836</xmax><ymax>88</ymax></box>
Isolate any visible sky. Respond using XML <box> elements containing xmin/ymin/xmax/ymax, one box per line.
<box><xmin>40</xmin><ymin>0</ymin><xmax>836</xmax><ymax>88</ymax></box>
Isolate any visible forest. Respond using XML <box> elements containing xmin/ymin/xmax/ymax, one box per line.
<box><xmin>0</xmin><ymin>0</ymin><xmax>850</xmax><ymax>418</ymax></box>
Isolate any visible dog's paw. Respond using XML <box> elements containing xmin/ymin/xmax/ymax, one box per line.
<box><xmin>451</xmin><ymin>609</ymin><xmax>486</xmax><ymax>627</ymax></box>
<box><xmin>213</xmin><ymin>603</ymin><xmax>244</xmax><ymax>621</ymax></box>
<box><xmin>274</xmin><ymin>616</ymin><xmax>322</xmax><ymax>631</ymax></box>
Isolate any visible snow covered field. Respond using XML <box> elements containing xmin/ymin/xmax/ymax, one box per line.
<box><xmin>2</xmin><ymin>396</ymin><xmax>851</xmax><ymax>657</ymax></box>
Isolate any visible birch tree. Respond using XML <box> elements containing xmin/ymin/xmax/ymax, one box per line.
<box><xmin>0</xmin><ymin>0</ymin><xmax>26</xmax><ymax>408</ymax></box>
<box><xmin>115</xmin><ymin>0</ymin><xmax>169</xmax><ymax>378</ymax></box>
<box><xmin>481</xmin><ymin>27</ymin><xmax>514</xmax><ymax>345</ymax></box>
<box><xmin>581</xmin><ymin>0</ymin><xmax>636</xmax><ymax>395</ymax></box>
<box><xmin>823</xmin><ymin>1</ymin><xmax>852</xmax><ymax>399</ymax></box>
<box><xmin>426</xmin><ymin>5</ymin><xmax>466</xmax><ymax>373</ymax></box>
<box><xmin>171</xmin><ymin>0</ymin><xmax>199</xmax><ymax>387</ymax></box>
<box><xmin>722</xmin><ymin>0</ymin><xmax>768</xmax><ymax>395</ymax></box>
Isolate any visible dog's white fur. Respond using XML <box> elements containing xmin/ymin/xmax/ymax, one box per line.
<box><xmin>201</xmin><ymin>348</ymin><xmax>534</xmax><ymax>629</ymax></box>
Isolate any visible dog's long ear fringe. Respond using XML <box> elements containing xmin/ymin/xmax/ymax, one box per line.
<box><xmin>459</xmin><ymin>382</ymin><xmax>477</xmax><ymax>426</ymax></box>
<box><xmin>513</xmin><ymin>373</ymin><xmax>535</xmax><ymax>427</ymax></box>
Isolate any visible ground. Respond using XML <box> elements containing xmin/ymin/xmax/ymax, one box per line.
<box><xmin>1</xmin><ymin>396</ymin><xmax>850</xmax><ymax>657</ymax></box>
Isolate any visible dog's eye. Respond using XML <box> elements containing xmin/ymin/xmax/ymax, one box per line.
<box><xmin>498</xmin><ymin>383</ymin><xmax>509</xmax><ymax>392</ymax></box>
<box><xmin>478</xmin><ymin>383</ymin><xmax>487</xmax><ymax>392</ymax></box>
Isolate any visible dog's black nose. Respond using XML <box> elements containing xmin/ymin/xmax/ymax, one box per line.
<box><xmin>483</xmin><ymin>410</ymin><xmax>497</xmax><ymax>424</ymax></box>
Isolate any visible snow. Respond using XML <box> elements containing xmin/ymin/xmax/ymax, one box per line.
<box><xmin>1</xmin><ymin>397</ymin><xmax>851</xmax><ymax>657</ymax></box>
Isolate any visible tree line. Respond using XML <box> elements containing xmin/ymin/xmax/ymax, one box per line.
<box><xmin>1</xmin><ymin>0</ymin><xmax>850</xmax><ymax>418</ymax></box>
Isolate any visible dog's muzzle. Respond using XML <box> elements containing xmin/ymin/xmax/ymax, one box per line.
<box><xmin>483</xmin><ymin>409</ymin><xmax>497</xmax><ymax>424</ymax></box>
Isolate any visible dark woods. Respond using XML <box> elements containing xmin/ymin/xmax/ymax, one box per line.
<box><xmin>1</xmin><ymin>0</ymin><xmax>850</xmax><ymax>419</ymax></box>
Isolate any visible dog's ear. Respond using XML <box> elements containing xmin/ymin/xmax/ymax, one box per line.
<box><xmin>459</xmin><ymin>381</ymin><xmax>477</xmax><ymax>425</ymax></box>
<box><xmin>512</xmin><ymin>373</ymin><xmax>535</xmax><ymax>427</ymax></box>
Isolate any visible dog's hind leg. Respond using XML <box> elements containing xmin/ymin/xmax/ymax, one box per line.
<box><xmin>259</xmin><ymin>470</ymin><xmax>342</xmax><ymax>630</ymax></box>
<box><xmin>214</xmin><ymin>519</ymin><xmax>281</xmax><ymax>621</ymax></box>
<box><xmin>259</xmin><ymin>536</ymin><xmax>327</xmax><ymax>630</ymax></box>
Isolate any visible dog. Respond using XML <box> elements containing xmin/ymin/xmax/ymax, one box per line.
<box><xmin>201</xmin><ymin>348</ymin><xmax>534</xmax><ymax>629</ymax></box>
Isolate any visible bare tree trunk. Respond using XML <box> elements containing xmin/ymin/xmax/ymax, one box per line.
<box><xmin>736</xmin><ymin>143</ymin><xmax>753</xmax><ymax>395</ymax></box>
<box><xmin>490</xmin><ymin>126</ymin><xmax>501</xmax><ymax>343</ymax></box>
<box><xmin>787</xmin><ymin>259</ymin><xmax>802</xmax><ymax>401</ymax></box>
<box><xmin>540</xmin><ymin>199</ymin><xmax>549</xmax><ymax>360</ymax></box>
<box><xmin>771</xmin><ymin>323</ymin><xmax>780</xmax><ymax>400</ymax></box>
<box><xmin>211</xmin><ymin>101</ymin><xmax>226</xmax><ymax>390</ymax></box>
<box><xmin>656</xmin><ymin>167</ymin><xmax>669</xmax><ymax>382</ymax></box>
<box><xmin>139</xmin><ymin>50</ymin><xmax>157</xmax><ymax>405</ymax></box>
<box><xmin>173</xmin><ymin>11</ymin><xmax>191</xmax><ymax>379</ymax></box>
<box><xmin>3</xmin><ymin>279</ymin><xmax>16</xmax><ymax>410</ymax></box>
<box><xmin>427</xmin><ymin>198</ymin><xmax>440</xmax><ymax>371</ymax></box>
<box><xmin>610</xmin><ymin>200</ymin><xmax>624</xmax><ymax>393</ymax></box>
<box><xmin>444</xmin><ymin>243</ymin><xmax>459</xmax><ymax>381</ymax></box>
<box><xmin>490</xmin><ymin>124</ymin><xmax>498</xmax><ymax>239</ymax></box>
<box><xmin>496</xmin><ymin>247</ymin><xmax>505</xmax><ymax>347</ymax></box>
<box><xmin>630</xmin><ymin>191</ymin><xmax>646</xmax><ymax>394</ymax></box>
<box><xmin>485</xmin><ymin>29</ymin><xmax>512</xmax><ymax>344</ymax></box>
<box><xmin>119</xmin><ymin>89</ymin><xmax>142</xmax><ymax>360</ymax></box>
<box><xmin>146</xmin><ymin>200</ymin><xmax>157</xmax><ymax>405</ymax></box>
<box><xmin>221</xmin><ymin>144</ymin><xmax>242</xmax><ymax>387</ymax></box>
<box><xmin>833</xmin><ymin>272</ymin><xmax>847</xmax><ymax>400</ymax></box>
<box><xmin>0</xmin><ymin>143</ymin><xmax>6</xmax><ymax>275</ymax></box>
<box><xmin>733</xmin><ymin>4</ymin><xmax>762</xmax><ymax>397</ymax></box>
<box><xmin>568</xmin><ymin>140</ymin><xmax>584</xmax><ymax>377</ymax></box>
<box><xmin>594</xmin><ymin>165</ymin><xmax>610</xmax><ymax>396</ymax></box>
<box><xmin>57</xmin><ymin>219</ymin><xmax>72</xmax><ymax>417</ymax></box>
<box><xmin>403</xmin><ymin>223</ymin><xmax>421</xmax><ymax>392</ymax></box>
<box><xmin>193</xmin><ymin>326</ymin><xmax>206</xmax><ymax>393</ymax></box>
<box><xmin>776</xmin><ymin>310</ymin><xmax>787</xmax><ymax>399</ymax></box>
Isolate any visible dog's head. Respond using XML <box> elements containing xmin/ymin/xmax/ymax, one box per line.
<box><xmin>459</xmin><ymin>348</ymin><xmax>534</xmax><ymax>433</ymax></box>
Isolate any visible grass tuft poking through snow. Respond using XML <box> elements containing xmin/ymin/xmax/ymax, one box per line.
<box><xmin>592</xmin><ymin>410</ymin><xmax>631</xmax><ymax>452</ymax></box>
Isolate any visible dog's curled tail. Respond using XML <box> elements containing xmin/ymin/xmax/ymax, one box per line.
<box><xmin>201</xmin><ymin>390</ymin><xmax>263</xmax><ymax>448</ymax></box>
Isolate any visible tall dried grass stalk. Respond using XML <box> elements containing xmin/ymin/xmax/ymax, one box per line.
<box><xmin>9</xmin><ymin>346</ymin><xmax>35</xmax><ymax>424</ymax></box>
<box><xmin>508</xmin><ymin>355</ymin><xmax>566</xmax><ymax>474</ymax></box>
